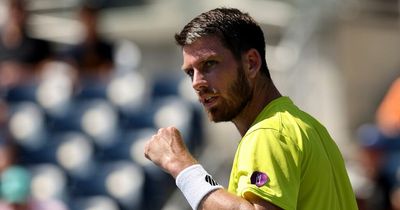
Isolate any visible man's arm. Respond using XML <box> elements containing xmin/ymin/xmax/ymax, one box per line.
<box><xmin>144</xmin><ymin>127</ymin><xmax>283</xmax><ymax>210</ymax></box>
<box><xmin>199</xmin><ymin>188</ymin><xmax>282</xmax><ymax>210</ymax></box>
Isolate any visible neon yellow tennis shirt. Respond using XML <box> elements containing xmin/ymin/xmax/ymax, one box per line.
<box><xmin>228</xmin><ymin>97</ymin><xmax>358</xmax><ymax>210</ymax></box>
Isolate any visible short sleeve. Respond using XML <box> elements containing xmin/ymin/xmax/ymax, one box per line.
<box><xmin>235</xmin><ymin>128</ymin><xmax>301</xmax><ymax>210</ymax></box>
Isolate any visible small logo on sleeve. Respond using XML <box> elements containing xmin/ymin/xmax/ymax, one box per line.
<box><xmin>205</xmin><ymin>175</ymin><xmax>219</xmax><ymax>186</ymax></box>
<box><xmin>250</xmin><ymin>171</ymin><xmax>269</xmax><ymax>187</ymax></box>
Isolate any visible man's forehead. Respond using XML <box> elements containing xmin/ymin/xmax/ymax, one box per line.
<box><xmin>183</xmin><ymin>36</ymin><xmax>222</xmax><ymax>54</ymax></box>
<box><xmin>181</xmin><ymin>36</ymin><xmax>227</xmax><ymax>68</ymax></box>
<box><xmin>181</xmin><ymin>48</ymin><xmax>217</xmax><ymax>70</ymax></box>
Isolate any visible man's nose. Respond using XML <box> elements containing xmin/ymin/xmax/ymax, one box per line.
<box><xmin>192</xmin><ymin>70</ymin><xmax>207</xmax><ymax>92</ymax></box>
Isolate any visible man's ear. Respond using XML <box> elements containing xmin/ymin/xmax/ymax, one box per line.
<box><xmin>243</xmin><ymin>48</ymin><xmax>262</xmax><ymax>79</ymax></box>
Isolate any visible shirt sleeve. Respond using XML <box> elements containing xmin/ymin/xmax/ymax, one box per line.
<box><xmin>236</xmin><ymin>128</ymin><xmax>302</xmax><ymax>210</ymax></box>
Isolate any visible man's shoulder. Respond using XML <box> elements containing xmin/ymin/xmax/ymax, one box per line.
<box><xmin>248</xmin><ymin>97</ymin><xmax>300</xmax><ymax>134</ymax></box>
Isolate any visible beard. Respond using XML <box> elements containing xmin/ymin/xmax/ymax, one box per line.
<box><xmin>207</xmin><ymin>65</ymin><xmax>252</xmax><ymax>122</ymax></box>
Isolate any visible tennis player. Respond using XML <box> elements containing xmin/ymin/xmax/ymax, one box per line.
<box><xmin>144</xmin><ymin>7</ymin><xmax>358</xmax><ymax>210</ymax></box>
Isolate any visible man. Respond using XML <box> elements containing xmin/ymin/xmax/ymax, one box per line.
<box><xmin>144</xmin><ymin>8</ymin><xmax>358</xmax><ymax>210</ymax></box>
<box><xmin>0</xmin><ymin>0</ymin><xmax>52</xmax><ymax>89</ymax></box>
<box><xmin>62</xmin><ymin>3</ymin><xmax>114</xmax><ymax>81</ymax></box>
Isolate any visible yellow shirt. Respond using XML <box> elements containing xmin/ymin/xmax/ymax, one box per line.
<box><xmin>228</xmin><ymin>97</ymin><xmax>358</xmax><ymax>210</ymax></box>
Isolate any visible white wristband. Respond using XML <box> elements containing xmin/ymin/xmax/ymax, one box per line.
<box><xmin>176</xmin><ymin>164</ymin><xmax>223</xmax><ymax>210</ymax></box>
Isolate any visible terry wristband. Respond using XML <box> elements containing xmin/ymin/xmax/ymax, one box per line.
<box><xmin>176</xmin><ymin>164</ymin><xmax>223</xmax><ymax>210</ymax></box>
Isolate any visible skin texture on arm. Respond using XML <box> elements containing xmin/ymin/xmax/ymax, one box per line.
<box><xmin>200</xmin><ymin>189</ymin><xmax>282</xmax><ymax>210</ymax></box>
<box><xmin>144</xmin><ymin>127</ymin><xmax>282</xmax><ymax>210</ymax></box>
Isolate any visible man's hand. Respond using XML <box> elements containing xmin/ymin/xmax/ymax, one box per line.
<box><xmin>144</xmin><ymin>127</ymin><xmax>281</xmax><ymax>210</ymax></box>
<box><xmin>144</xmin><ymin>126</ymin><xmax>197</xmax><ymax>178</ymax></box>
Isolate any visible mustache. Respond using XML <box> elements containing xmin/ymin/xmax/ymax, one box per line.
<box><xmin>196</xmin><ymin>87</ymin><xmax>217</xmax><ymax>95</ymax></box>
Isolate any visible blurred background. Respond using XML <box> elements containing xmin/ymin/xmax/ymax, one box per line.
<box><xmin>0</xmin><ymin>0</ymin><xmax>399</xmax><ymax>209</ymax></box>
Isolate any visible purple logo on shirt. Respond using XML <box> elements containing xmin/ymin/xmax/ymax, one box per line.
<box><xmin>250</xmin><ymin>171</ymin><xmax>269</xmax><ymax>187</ymax></box>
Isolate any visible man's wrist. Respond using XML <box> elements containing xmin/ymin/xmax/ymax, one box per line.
<box><xmin>176</xmin><ymin>164</ymin><xmax>223</xmax><ymax>210</ymax></box>
<box><xmin>170</xmin><ymin>159</ymin><xmax>197</xmax><ymax>178</ymax></box>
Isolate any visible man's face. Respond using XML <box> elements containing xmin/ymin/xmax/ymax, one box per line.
<box><xmin>182</xmin><ymin>36</ymin><xmax>252</xmax><ymax>122</ymax></box>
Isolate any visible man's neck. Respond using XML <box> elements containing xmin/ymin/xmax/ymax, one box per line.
<box><xmin>232</xmin><ymin>78</ymin><xmax>281</xmax><ymax>137</ymax></box>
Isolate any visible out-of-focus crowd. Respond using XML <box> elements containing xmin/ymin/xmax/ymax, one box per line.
<box><xmin>0</xmin><ymin>0</ymin><xmax>204</xmax><ymax>210</ymax></box>
<box><xmin>0</xmin><ymin>0</ymin><xmax>120</xmax><ymax>209</ymax></box>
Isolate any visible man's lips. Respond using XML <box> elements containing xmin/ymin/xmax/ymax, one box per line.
<box><xmin>200</xmin><ymin>95</ymin><xmax>218</xmax><ymax>109</ymax></box>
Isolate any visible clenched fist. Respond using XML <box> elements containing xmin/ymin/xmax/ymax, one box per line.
<box><xmin>144</xmin><ymin>127</ymin><xmax>197</xmax><ymax>178</ymax></box>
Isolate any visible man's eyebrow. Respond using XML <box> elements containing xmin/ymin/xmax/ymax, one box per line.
<box><xmin>181</xmin><ymin>65</ymin><xmax>192</xmax><ymax>72</ymax></box>
<box><xmin>181</xmin><ymin>54</ymin><xmax>219</xmax><ymax>72</ymax></box>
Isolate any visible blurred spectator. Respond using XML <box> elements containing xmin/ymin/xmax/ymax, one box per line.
<box><xmin>357</xmin><ymin>76</ymin><xmax>400</xmax><ymax>210</ymax></box>
<box><xmin>0</xmin><ymin>138</ymin><xmax>32</xmax><ymax>210</ymax></box>
<box><xmin>377</xmin><ymin>77</ymin><xmax>400</xmax><ymax>210</ymax></box>
<box><xmin>376</xmin><ymin>77</ymin><xmax>400</xmax><ymax>138</ymax></box>
<box><xmin>0</xmin><ymin>0</ymin><xmax>52</xmax><ymax>90</ymax></box>
<box><xmin>0</xmin><ymin>165</ymin><xmax>31</xmax><ymax>210</ymax></box>
<box><xmin>62</xmin><ymin>3</ymin><xmax>114</xmax><ymax>82</ymax></box>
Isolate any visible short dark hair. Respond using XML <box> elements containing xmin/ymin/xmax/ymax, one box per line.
<box><xmin>175</xmin><ymin>7</ymin><xmax>270</xmax><ymax>78</ymax></box>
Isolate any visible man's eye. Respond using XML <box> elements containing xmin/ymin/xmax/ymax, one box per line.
<box><xmin>186</xmin><ymin>69</ymin><xmax>194</xmax><ymax>79</ymax></box>
<box><xmin>204</xmin><ymin>60</ymin><xmax>217</xmax><ymax>68</ymax></box>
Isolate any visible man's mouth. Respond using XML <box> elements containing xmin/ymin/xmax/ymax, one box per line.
<box><xmin>202</xmin><ymin>95</ymin><xmax>218</xmax><ymax>109</ymax></box>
